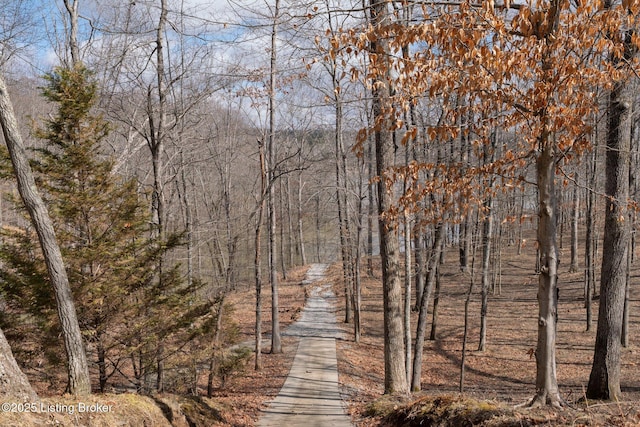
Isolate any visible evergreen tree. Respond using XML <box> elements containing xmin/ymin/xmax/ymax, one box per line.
<box><xmin>0</xmin><ymin>65</ymin><xmax>210</xmax><ymax>392</ymax></box>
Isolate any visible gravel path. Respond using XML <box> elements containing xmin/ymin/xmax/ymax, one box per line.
<box><xmin>257</xmin><ymin>264</ymin><xmax>352</xmax><ymax>427</ymax></box>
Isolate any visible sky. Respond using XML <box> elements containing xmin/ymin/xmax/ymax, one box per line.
<box><xmin>3</xmin><ymin>0</ymin><xmax>238</xmax><ymax>74</ymax></box>
<box><xmin>2</xmin><ymin>0</ymin><xmax>354</xmax><ymax>129</ymax></box>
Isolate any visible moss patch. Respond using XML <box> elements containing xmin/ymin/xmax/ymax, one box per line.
<box><xmin>178</xmin><ymin>395</ymin><xmax>225</xmax><ymax>426</ymax></box>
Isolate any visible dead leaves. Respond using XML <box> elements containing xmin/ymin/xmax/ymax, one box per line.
<box><xmin>326</xmin><ymin>0</ymin><xmax>640</xmax><ymax>227</ymax></box>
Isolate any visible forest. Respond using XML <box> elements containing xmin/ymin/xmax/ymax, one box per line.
<box><xmin>0</xmin><ymin>0</ymin><xmax>638</xmax><ymax>426</ymax></box>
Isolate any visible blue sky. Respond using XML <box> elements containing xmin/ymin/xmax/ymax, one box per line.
<box><xmin>4</xmin><ymin>0</ymin><xmax>237</xmax><ymax>75</ymax></box>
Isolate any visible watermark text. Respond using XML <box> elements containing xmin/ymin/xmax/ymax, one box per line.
<box><xmin>1</xmin><ymin>401</ymin><xmax>113</xmax><ymax>414</ymax></box>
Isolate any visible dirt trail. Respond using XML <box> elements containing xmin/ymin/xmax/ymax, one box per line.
<box><xmin>257</xmin><ymin>264</ymin><xmax>352</xmax><ymax>427</ymax></box>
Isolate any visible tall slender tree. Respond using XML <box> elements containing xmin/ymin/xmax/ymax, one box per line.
<box><xmin>587</xmin><ymin>2</ymin><xmax>636</xmax><ymax>399</ymax></box>
<box><xmin>267</xmin><ymin>0</ymin><xmax>283</xmax><ymax>354</ymax></box>
<box><xmin>369</xmin><ymin>0</ymin><xmax>409</xmax><ymax>395</ymax></box>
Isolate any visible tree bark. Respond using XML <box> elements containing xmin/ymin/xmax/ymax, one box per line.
<box><xmin>0</xmin><ymin>74</ymin><xmax>91</xmax><ymax>396</ymax></box>
<box><xmin>429</xmin><ymin>262</ymin><xmax>441</xmax><ymax>341</ymax></box>
<box><xmin>0</xmin><ymin>328</ymin><xmax>37</xmax><ymax>401</ymax></box>
<box><xmin>585</xmin><ymin>135</ymin><xmax>597</xmax><ymax>331</ymax></box>
<box><xmin>526</xmin><ymin>0</ymin><xmax>563</xmax><ymax>407</ymax></box>
<box><xmin>62</xmin><ymin>0</ymin><xmax>80</xmax><ymax>66</ymax></box>
<box><xmin>460</xmin><ymin>224</ymin><xmax>477</xmax><ymax>392</ymax></box>
<box><xmin>335</xmin><ymin>94</ymin><xmax>354</xmax><ymax>324</ymax></box>
<box><xmin>478</xmin><ymin>197</ymin><xmax>494</xmax><ymax>351</ymax></box>
<box><xmin>403</xmin><ymin>213</ymin><xmax>412</xmax><ymax>382</ymax></box>
<box><xmin>622</xmin><ymin>239</ymin><xmax>630</xmax><ymax>348</ymax></box>
<box><xmin>517</xmin><ymin>187</ymin><xmax>525</xmax><ymax>255</ymax></box>
<box><xmin>531</xmin><ymin>140</ymin><xmax>561</xmax><ymax>407</ymax></box>
<box><xmin>587</xmin><ymin>37</ymin><xmax>633</xmax><ymax>400</ymax></box>
<box><xmin>569</xmin><ymin>179</ymin><xmax>579</xmax><ymax>273</ymax></box>
<box><xmin>268</xmin><ymin>0</ymin><xmax>282</xmax><ymax>354</ymax></box>
<box><xmin>255</xmin><ymin>138</ymin><xmax>267</xmax><ymax>370</ymax></box>
<box><xmin>371</xmin><ymin>0</ymin><xmax>408</xmax><ymax>395</ymax></box>
<box><xmin>286</xmin><ymin>174</ymin><xmax>294</xmax><ymax>268</ymax></box>
<box><xmin>297</xmin><ymin>164</ymin><xmax>306</xmax><ymax>265</ymax></box>
<box><xmin>97</xmin><ymin>338</ymin><xmax>107</xmax><ymax>393</ymax></box>
<box><xmin>414</xmin><ymin>228</ymin><xmax>426</xmax><ymax>311</ymax></box>
<box><xmin>353</xmin><ymin>179</ymin><xmax>363</xmax><ymax>343</ymax></box>
<box><xmin>411</xmin><ymin>224</ymin><xmax>445</xmax><ymax>391</ymax></box>
<box><xmin>479</xmin><ymin>133</ymin><xmax>496</xmax><ymax>351</ymax></box>
<box><xmin>366</xmin><ymin>134</ymin><xmax>376</xmax><ymax>277</ymax></box>
<box><xmin>279</xmin><ymin>179</ymin><xmax>288</xmax><ymax>280</ymax></box>
<box><xmin>147</xmin><ymin>0</ymin><xmax>168</xmax><ymax>393</ymax></box>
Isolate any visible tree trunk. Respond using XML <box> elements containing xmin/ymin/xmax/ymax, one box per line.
<box><xmin>622</xmin><ymin>239</ymin><xmax>630</xmax><ymax>348</ymax></box>
<box><xmin>335</xmin><ymin>95</ymin><xmax>354</xmax><ymax>324</ymax></box>
<box><xmin>97</xmin><ymin>338</ymin><xmax>107</xmax><ymax>393</ymax></box>
<box><xmin>460</xmin><ymin>230</ymin><xmax>477</xmax><ymax>392</ymax></box>
<box><xmin>411</xmin><ymin>224</ymin><xmax>445</xmax><ymax>391</ymax></box>
<box><xmin>371</xmin><ymin>0</ymin><xmax>407</xmax><ymax>395</ymax></box>
<box><xmin>366</xmin><ymin>134</ymin><xmax>376</xmax><ymax>277</ymax></box>
<box><xmin>479</xmin><ymin>133</ymin><xmax>496</xmax><ymax>351</ymax></box>
<box><xmin>279</xmin><ymin>179</ymin><xmax>288</xmax><ymax>280</ymax></box>
<box><xmin>585</xmin><ymin>135</ymin><xmax>597</xmax><ymax>330</ymax></box>
<box><xmin>286</xmin><ymin>174</ymin><xmax>294</xmax><ymax>268</ymax></box>
<box><xmin>403</xmin><ymin>213</ymin><xmax>412</xmax><ymax>382</ymax></box>
<box><xmin>517</xmin><ymin>187</ymin><xmax>525</xmax><ymax>255</ymax></box>
<box><xmin>414</xmin><ymin>229</ymin><xmax>426</xmax><ymax>311</ymax></box>
<box><xmin>255</xmin><ymin>138</ymin><xmax>267</xmax><ymax>370</ymax></box>
<box><xmin>178</xmin><ymin>151</ymin><xmax>194</xmax><ymax>291</ymax></box>
<box><xmin>353</xmin><ymin>156</ymin><xmax>367</xmax><ymax>343</ymax></box>
<box><xmin>569</xmin><ymin>179</ymin><xmax>579</xmax><ymax>273</ymax></box>
<box><xmin>297</xmin><ymin>166</ymin><xmax>306</xmax><ymax>265</ymax></box>
<box><xmin>458</xmin><ymin>116</ymin><xmax>471</xmax><ymax>272</ymax></box>
<box><xmin>402</xmin><ymin>110</ymin><xmax>413</xmax><ymax>381</ymax></box>
<box><xmin>587</xmin><ymin>40</ymin><xmax>633</xmax><ymax>400</ymax></box>
<box><xmin>478</xmin><ymin>197</ymin><xmax>494</xmax><ymax>351</ymax></box>
<box><xmin>492</xmin><ymin>223</ymin><xmax>503</xmax><ymax>295</ymax></box>
<box><xmin>147</xmin><ymin>0</ymin><xmax>169</xmax><ymax>393</ymax></box>
<box><xmin>206</xmin><ymin>298</ymin><xmax>226</xmax><ymax>397</ymax></box>
<box><xmin>527</xmin><ymin>1</ymin><xmax>563</xmax><ymax>407</ymax></box>
<box><xmin>429</xmin><ymin>263</ymin><xmax>441</xmax><ymax>341</ymax></box>
<box><xmin>0</xmin><ymin>73</ymin><xmax>91</xmax><ymax>396</ymax></box>
<box><xmin>530</xmin><ymin>141</ymin><xmax>561</xmax><ymax>407</ymax></box>
<box><xmin>62</xmin><ymin>0</ymin><xmax>80</xmax><ymax>65</ymax></box>
<box><xmin>315</xmin><ymin>193</ymin><xmax>321</xmax><ymax>262</ymax></box>
<box><xmin>268</xmin><ymin>0</ymin><xmax>282</xmax><ymax>354</ymax></box>
<box><xmin>0</xmin><ymin>328</ymin><xmax>37</xmax><ymax>401</ymax></box>
<box><xmin>622</xmin><ymin>121</ymin><xmax>637</xmax><ymax>348</ymax></box>
<box><xmin>376</xmin><ymin>133</ymin><xmax>407</xmax><ymax>393</ymax></box>
<box><xmin>354</xmin><ymin>216</ymin><xmax>362</xmax><ymax>343</ymax></box>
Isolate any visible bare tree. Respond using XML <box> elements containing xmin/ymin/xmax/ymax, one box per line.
<box><xmin>411</xmin><ymin>223</ymin><xmax>444</xmax><ymax>391</ymax></box>
<box><xmin>267</xmin><ymin>0</ymin><xmax>283</xmax><ymax>354</ymax></box>
<box><xmin>62</xmin><ymin>0</ymin><xmax>80</xmax><ymax>65</ymax></box>
<box><xmin>587</xmin><ymin>12</ymin><xmax>635</xmax><ymax>399</ymax></box>
<box><xmin>478</xmin><ymin>132</ymin><xmax>496</xmax><ymax>352</ymax></box>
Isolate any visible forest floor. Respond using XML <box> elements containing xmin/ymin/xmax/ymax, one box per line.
<box><xmin>6</xmin><ymin>236</ymin><xmax>640</xmax><ymax>426</ymax></box>
<box><xmin>330</xmin><ymin>238</ymin><xmax>640</xmax><ymax>426</ymax></box>
<box><xmin>1</xmin><ymin>266</ymin><xmax>309</xmax><ymax>427</ymax></box>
